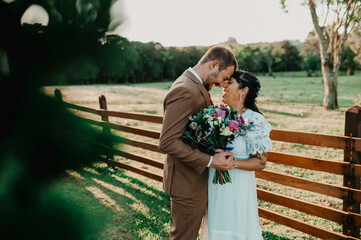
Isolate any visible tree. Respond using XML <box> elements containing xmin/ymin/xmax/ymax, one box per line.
<box><xmin>259</xmin><ymin>42</ymin><xmax>282</xmax><ymax>76</ymax></box>
<box><xmin>340</xmin><ymin>46</ymin><xmax>359</xmax><ymax>75</ymax></box>
<box><xmin>300</xmin><ymin>31</ymin><xmax>321</xmax><ymax>76</ymax></box>
<box><xmin>224</xmin><ymin>37</ymin><xmax>239</xmax><ymax>49</ymax></box>
<box><xmin>282</xmin><ymin>0</ymin><xmax>361</xmax><ymax>109</ymax></box>
<box><xmin>161</xmin><ymin>50</ymin><xmax>175</xmax><ymax>80</ymax></box>
<box><xmin>100</xmin><ymin>35</ymin><xmax>140</xmax><ymax>83</ymax></box>
<box><xmin>279</xmin><ymin>40</ymin><xmax>303</xmax><ymax>72</ymax></box>
<box><xmin>168</xmin><ymin>47</ymin><xmax>193</xmax><ymax>77</ymax></box>
<box><xmin>183</xmin><ymin>46</ymin><xmax>207</xmax><ymax>66</ymax></box>
<box><xmin>236</xmin><ymin>45</ymin><xmax>263</xmax><ymax>73</ymax></box>
<box><xmin>133</xmin><ymin>41</ymin><xmax>164</xmax><ymax>82</ymax></box>
<box><xmin>346</xmin><ymin>24</ymin><xmax>361</xmax><ymax>66</ymax></box>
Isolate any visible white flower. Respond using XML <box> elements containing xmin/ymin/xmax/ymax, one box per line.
<box><xmin>190</xmin><ymin>122</ymin><xmax>198</xmax><ymax>130</ymax></box>
<box><xmin>220</xmin><ymin>126</ymin><xmax>232</xmax><ymax>136</ymax></box>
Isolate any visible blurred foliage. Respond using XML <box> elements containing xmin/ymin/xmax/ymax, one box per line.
<box><xmin>0</xmin><ymin>0</ymin><xmax>122</xmax><ymax>238</ymax></box>
<box><xmin>52</xmin><ymin>35</ymin><xmax>358</xmax><ymax>85</ymax></box>
<box><xmin>9</xmin><ymin>23</ymin><xmax>356</xmax><ymax>86</ymax></box>
<box><xmin>3</xmin><ymin>3</ymin><xmax>358</xmax><ymax>87</ymax></box>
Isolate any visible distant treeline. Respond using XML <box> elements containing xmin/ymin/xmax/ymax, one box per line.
<box><xmin>48</xmin><ymin>33</ymin><xmax>361</xmax><ymax>85</ymax></box>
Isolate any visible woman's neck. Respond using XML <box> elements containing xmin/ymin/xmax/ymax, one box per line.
<box><xmin>231</xmin><ymin>101</ymin><xmax>247</xmax><ymax>115</ymax></box>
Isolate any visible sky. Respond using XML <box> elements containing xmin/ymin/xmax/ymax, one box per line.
<box><xmin>113</xmin><ymin>0</ymin><xmax>315</xmax><ymax>47</ymax></box>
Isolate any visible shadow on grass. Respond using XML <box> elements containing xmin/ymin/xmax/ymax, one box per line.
<box><xmin>58</xmin><ymin>164</ymin><xmax>170</xmax><ymax>240</ymax></box>
<box><xmin>262</xmin><ymin>108</ymin><xmax>309</xmax><ymax>118</ymax></box>
<box><xmin>91</xmin><ymin>165</ymin><xmax>170</xmax><ymax>238</ymax></box>
<box><xmin>58</xmin><ymin>164</ymin><xmax>292</xmax><ymax>240</ymax></box>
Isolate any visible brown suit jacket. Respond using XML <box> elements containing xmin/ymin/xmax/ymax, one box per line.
<box><xmin>159</xmin><ymin>70</ymin><xmax>212</xmax><ymax>198</ymax></box>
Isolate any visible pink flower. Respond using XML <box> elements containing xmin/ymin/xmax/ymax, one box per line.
<box><xmin>228</xmin><ymin>120</ymin><xmax>240</xmax><ymax>131</ymax></box>
<box><xmin>216</xmin><ymin>109</ymin><xmax>226</xmax><ymax>119</ymax></box>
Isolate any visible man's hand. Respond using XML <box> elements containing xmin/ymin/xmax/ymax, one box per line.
<box><xmin>210</xmin><ymin>149</ymin><xmax>234</xmax><ymax>170</ymax></box>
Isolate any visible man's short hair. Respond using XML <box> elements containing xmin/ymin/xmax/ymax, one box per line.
<box><xmin>199</xmin><ymin>45</ymin><xmax>238</xmax><ymax>71</ymax></box>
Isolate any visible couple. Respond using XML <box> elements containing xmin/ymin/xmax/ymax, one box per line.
<box><xmin>159</xmin><ymin>45</ymin><xmax>272</xmax><ymax>240</ymax></box>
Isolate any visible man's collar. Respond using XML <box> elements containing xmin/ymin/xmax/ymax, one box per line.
<box><xmin>188</xmin><ymin>67</ymin><xmax>203</xmax><ymax>84</ymax></box>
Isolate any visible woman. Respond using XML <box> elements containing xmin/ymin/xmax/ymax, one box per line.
<box><xmin>200</xmin><ymin>70</ymin><xmax>272</xmax><ymax>240</ymax></box>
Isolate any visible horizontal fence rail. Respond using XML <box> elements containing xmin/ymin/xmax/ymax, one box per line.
<box><xmin>267</xmin><ymin>151</ymin><xmax>349</xmax><ymax>175</ymax></box>
<box><xmin>258</xmin><ymin>207</ymin><xmax>360</xmax><ymax>240</ymax></box>
<box><xmin>56</xmin><ymin>90</ymin><xmax>361</xmax><ymax>239</ymax></box>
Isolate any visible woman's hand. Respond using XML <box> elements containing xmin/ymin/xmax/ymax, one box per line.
<box><xmin>231</xmin><ymin>158</ymin><xmax>238</xmax><ymax>169</ymax></box>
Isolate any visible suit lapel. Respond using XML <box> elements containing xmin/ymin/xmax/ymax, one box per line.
<box><xmin>184</xmin><ymin>70</ymin><xmax>212</xmax><ymax>107</ymax></box>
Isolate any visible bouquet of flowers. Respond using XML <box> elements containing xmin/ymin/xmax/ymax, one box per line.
<box><xmin>183</xmin><ymin>104</ymin><xmax>251</xmax><ymax>184</ymax></box>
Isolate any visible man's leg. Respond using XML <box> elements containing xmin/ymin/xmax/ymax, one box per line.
<box><xmin>169</xmin><ymin>192</ymin><xmax>207</xmax><ymax>240</ymax></box>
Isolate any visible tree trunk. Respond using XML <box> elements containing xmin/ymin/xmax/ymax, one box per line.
<box><xmin>265</xmin><ymin>55</ymin><xmax>273</xmax><ymax>76</ymax></box>
<box><xmin>347</xmin><ymin>67</ymin><xmax>351</xmax><ymax>76</ymax></box>
<box><xmin>309</xmin><ymin>0</ymin><xmax>337</xmax><ymax>109</ymax></box>
<box><xmin>267</xmin><ymin>62</ymin><xmax>273</xmax><ymax>76</ymax></box>
<box><xmin>321</xmin><ymin>61</ymin><xmax>337</xmax><ymax>109</ymax></box>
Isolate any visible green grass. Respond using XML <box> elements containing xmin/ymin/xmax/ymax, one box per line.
<box><xmin>43</xmin><ymin>73</ymin><xmax>361</xmax><ymax>239</ymax></box>
<box><xmin>258</xmin><ymin>75</ymin><xmax>361</xmax><ymax>107</ymax></box>
<box><xmin>116</xmin><ymin>74</ymin><xmax>361</xmax><ymax>107</ymax></box>
<box><xmin>56</xmin><ymin>164</ymin><xmax>293</xmax><ymax>240</ymax></box>
<box><xmin>130</xmin><ymin>81</ymin><xmax>174</xmax><ymax>90</ymax></box>
<box><xmin>54</xmin><ymin>163</ymin><xmax>171</xmax><ymax>240</ymax></box>
<box><xmin>208</xmin><ymin>74</ymin><xmax>360</xmax><ymax>107</ymax></box>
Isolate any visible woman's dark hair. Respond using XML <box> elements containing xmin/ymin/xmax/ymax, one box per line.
<box><xmin>231</xmin><ymin>70</ymin><xmax>262</xmax><ymax>114</ymax></box>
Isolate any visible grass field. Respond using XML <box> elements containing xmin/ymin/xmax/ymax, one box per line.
<box><xmin>43</xmin><ymin>74</ymin><xmax>361</xmax><ymax>239</ymax></box>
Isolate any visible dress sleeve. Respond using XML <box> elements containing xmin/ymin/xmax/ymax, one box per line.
<box><xmin>244</xmin><ymin>112</ymin><xmax>273</xmax><ymax>156</ymax></box>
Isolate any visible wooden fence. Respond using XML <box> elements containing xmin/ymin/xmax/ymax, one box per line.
<box><xmin>55</xmin><ymin>89</ymin><xmax>361</xmax><ymax>239</ymax></box>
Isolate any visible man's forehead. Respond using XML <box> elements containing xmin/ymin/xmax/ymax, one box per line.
<box><xmin>227</xmin><ymin>66</ymin><xmax>235</xmax><ymax>75</ymax></box>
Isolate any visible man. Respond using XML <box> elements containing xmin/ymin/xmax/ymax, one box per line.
<box><xmin>159</xmin><ymin>45</ymin><xmax>238</xmax><ymax>240</ymax></box>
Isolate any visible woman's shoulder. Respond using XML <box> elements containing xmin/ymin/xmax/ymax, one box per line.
<box><xmin>243</xmin><ymin>109</ymin><xmax>273</xmax><ymax>154</ymax></box>
<box><xmin>244</xmin><ymin>109</ymin><xmax>268</xmax><ymax>126</ymax></box>
<box><xmin>244</xmin><ymin>109</ymin><xmax>272</xmax><ymax>138</ymax></box>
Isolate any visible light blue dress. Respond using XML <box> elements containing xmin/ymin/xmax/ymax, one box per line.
<box><xmin>200</xmin><ymin>109</ymin><xmax>273</xmax><ymax>240</ymax></box>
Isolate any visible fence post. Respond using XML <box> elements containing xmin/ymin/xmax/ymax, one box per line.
<box><xmin>54</xmin><ymin>89</ymin><xmax>62</xmax><ymax>101</ymax></box>
<box><xmin>343</xmin><ymin>105</ymin><xmax>361</xmax><ymax>238</ymax></box>
<box><xmin>99</xmin><ymin>95</ymin><xmax>114</xmax><ymax>163</ymax></box>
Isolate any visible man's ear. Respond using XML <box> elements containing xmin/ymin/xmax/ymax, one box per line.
<box><xmin>209</xmin><ymin>60</ymin><xmax>219</xmax><ymax>70</ymax></box>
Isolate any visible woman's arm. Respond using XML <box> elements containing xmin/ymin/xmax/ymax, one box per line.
<box><xmin>233</xmin><ymin>152</ymin><xmax>267</xmax><ymax>171</ymax></box>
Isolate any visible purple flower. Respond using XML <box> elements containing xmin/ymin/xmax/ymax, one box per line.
<box><xmin>219</xmin><ymin>104</ymin><xmax>228</xmax><ymax>110</ymax></box>
<box><xmin>228</xmin><ymin>120</ymin><xmax>240</xmax><ymax>131</ymax></box>
<box><xmin>216</xmin><ymin>109</ymin><xmax>226</xmax><ymax>119</ymax></box>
